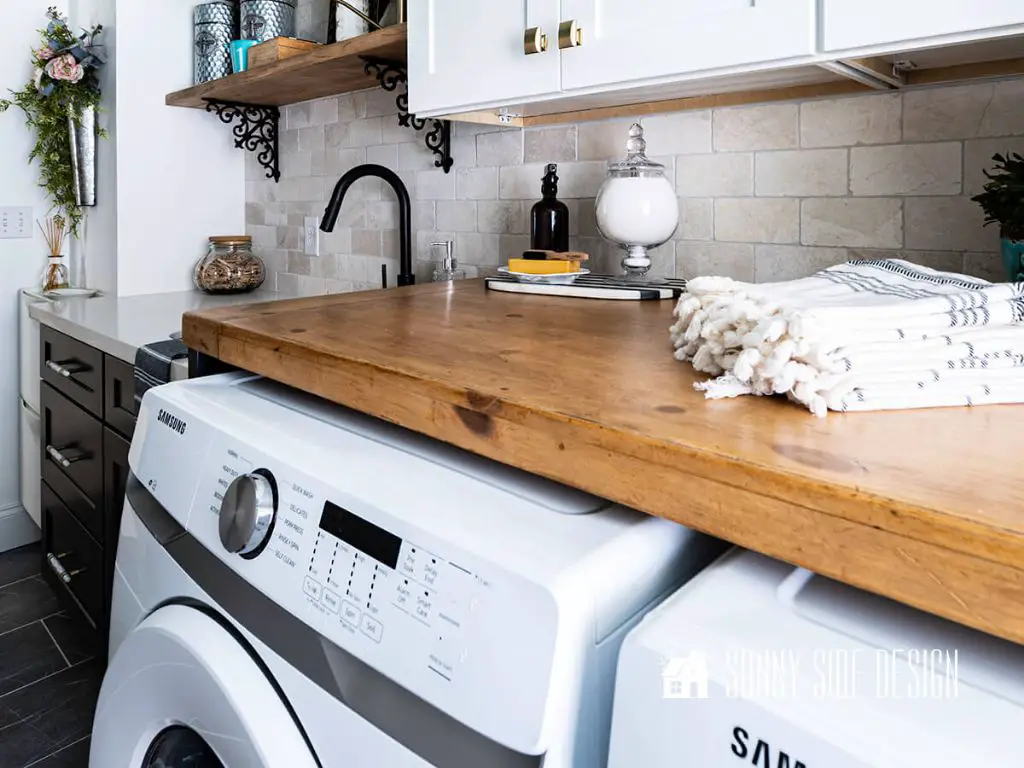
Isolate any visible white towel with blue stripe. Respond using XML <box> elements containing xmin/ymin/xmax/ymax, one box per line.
<box><xmin>669</xmin><ymin>259</ymin><xmax>1024</xmax><ymax>416</ymax></box>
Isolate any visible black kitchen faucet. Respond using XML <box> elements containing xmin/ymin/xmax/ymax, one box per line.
<box><xmin>321</xmin><ymin>164</ymin><xmax>415</xmax><ymax>287</ymax></box>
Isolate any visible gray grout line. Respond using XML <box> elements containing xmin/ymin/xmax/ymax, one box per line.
<box><xmin>0</xmin><ymin>657</ymin><xmax>96</xmax><ymax>703</ymax></box>
<box><xmin>0</xmin><ymin>573</ymin><xmax>45</xmax><ymax>593</ymax></box>
<box><xmin>0</xmin><ymin>610</ymin><xmax>66</xmax><ymax>641</ymax></box>
<box><xmin>22</xmin><ymin>734</ymin><xmax>90</xmax><ymax>768</ymax></box>
<box><xmin>40</xmin><ymin>617</ymin><xmax>71</xmax><ymax>669</ymax></box>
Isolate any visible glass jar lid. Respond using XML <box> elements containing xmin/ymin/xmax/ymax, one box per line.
<box><xmin>607</xmin><ymin>123</ymin><xmax>665</xmax><ymax>178</ymax></box>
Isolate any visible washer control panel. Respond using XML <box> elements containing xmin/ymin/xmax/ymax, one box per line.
<box><xmin>188</xmin><ymin>437</ymin><xmax>555</xmax><ymax>734</ymax></box>
<box><xmin>302</xmin><ymin>499</ymin><xmax>479</xmax><ymax>682</ymax></box>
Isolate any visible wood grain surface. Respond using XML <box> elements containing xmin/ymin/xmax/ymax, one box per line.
<box><xmin>182</xmin><ymin>281</ymin><xmax>1024</xmax><ymax>643</ymax></box>
<box><xmin>166</xmin><ymin>25</ymin><xmax>407</xmax><ymax>109</ymax></box>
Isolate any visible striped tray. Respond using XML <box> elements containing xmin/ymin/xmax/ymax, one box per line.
<box><xmin>484</xmin><ymin>272</ymin><xmax>687</xmax><ymax>300</ymax></box>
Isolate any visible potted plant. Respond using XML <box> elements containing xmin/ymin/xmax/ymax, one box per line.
<box><xmin>971</xmin><ymin>152</ymin><xmax>1024</xmax><ymax>282</ymax></box>
<box><xmin>0</xmin><ymin>6</ymin><xmax>105</xmax><ymax>237</ymax></box>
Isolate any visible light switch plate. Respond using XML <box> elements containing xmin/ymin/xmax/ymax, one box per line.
<box><xmin>303</xmin><ymin>216</ymin><xmax>319</xmax><ymax>257</ymax></box>
<box><xmin>0</xmin><ymin>207</ymin><xmax>32</xmax><ymax>239</ymax></box>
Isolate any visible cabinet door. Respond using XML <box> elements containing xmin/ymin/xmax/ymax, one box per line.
<box><xmin>408</xmin><ymin>0</ymin><xmax>562</xmax><ymax>116</ymax></box>
<box><xmin>104</xmin><ymin>355</ymin><xmax>137</xmax><ymax>439</ymax></box>
<box><xmin>560</xmin><ymin>0</ymin><xmax>816</xmax><ymax>92</ymax></box>
<box><xmin>103</xmin><ymin>427</ymin><xmax>131</xmax><ymax>640</ymax></box>
<box><xmin>822</xmin><ymin>1</ymin><xmax>1024</xmax><ymax>52</ymax></box>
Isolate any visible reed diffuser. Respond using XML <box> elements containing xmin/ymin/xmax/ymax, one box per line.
<box><xmin>39</xmin><ymin>214</ymin><xmax>70</xmax><ymax>292</ymax></box>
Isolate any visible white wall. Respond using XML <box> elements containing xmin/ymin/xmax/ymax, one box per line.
<box><xmin>71</xmin><ymin>0</ymin><xmax>118</xmax><ymax>294</ymax></box>
<box><xmin>0</xmin><ymin>1</ymin><xmax>70</xmax><ymax>513</ymax></box>
<box><xmin>114</xmin><ymin>0</ymin><xmax>244</xmax><ymax>295</ymax></box>
<box><xmin>69</xmin><ymin>0</ymin><xmax>245</xmax><ymax>297</ymax></box>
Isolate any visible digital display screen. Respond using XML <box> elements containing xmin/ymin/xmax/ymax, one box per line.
<box><xmin>320</xmin><ymin>501</ymin><xmax>402</xmax><ymax>569</ymax></box>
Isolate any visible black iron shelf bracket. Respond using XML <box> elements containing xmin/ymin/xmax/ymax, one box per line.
<box><xmin>362</xmin><ymin>57</ymin><xmax>453</xmax><ymax>173</ymax></box>
<box><xmin>204</xmin><ymin>99</ymin><xmax>281</xmax><ymax>182</ymax></box>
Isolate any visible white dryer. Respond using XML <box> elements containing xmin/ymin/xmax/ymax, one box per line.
<box><xmin>92</xmin><ymin>373</ymin><xmax>726</xmax><ymax>767</ymax></box>
<box><xmin>609</xmin><ymin>548</ymin><xmax>1024</xmax><ymax>767</ymax></box>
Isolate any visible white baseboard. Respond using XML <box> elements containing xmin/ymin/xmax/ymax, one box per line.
<box><xmin>0</xmin><ymin>503</ymin><xmax>41</xmax><ymax>552</ymax></box>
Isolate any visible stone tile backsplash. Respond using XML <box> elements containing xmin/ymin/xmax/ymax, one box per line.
<box><xmin>245</xmin><ymin>79</ymin><xmax>1023</xmax><ymax>295</ymax></box>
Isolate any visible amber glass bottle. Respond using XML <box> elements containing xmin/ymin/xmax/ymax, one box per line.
<box><xmin>530</xmin><ymin>163</ymin><xmax>570</xmax><ymax>252</ymax></box>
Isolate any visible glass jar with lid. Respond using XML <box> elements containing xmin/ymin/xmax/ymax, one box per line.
<box><xmin>595</xmin><ymin>123</ymin><xmax>679</xmax><ymax>279</ymax></box>
<box><xmin>194</xmin><ymin>236</ymin><xmax>266</xmax><ymax>294</ymax></box>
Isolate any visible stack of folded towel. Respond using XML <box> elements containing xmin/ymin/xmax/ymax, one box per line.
<box><xmin>670</xmin><ymin>259</ymin><xmax>1024</xmax><ymax>416</ymax></box>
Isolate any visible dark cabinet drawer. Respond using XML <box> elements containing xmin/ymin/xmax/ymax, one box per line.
<box><xmin>41</xmin><ymin>382</ymin><xmax>104</xmax><ymax>543</ymax></box>
<box><xmin>104</xmin><ymin>355</ymin><xmax>137</xmax><ymax>438</ymax></box>
<box><xmin>42</xmin><ymin>482</ymin><xmax>104</xmax><ymax>629</ymax></box>
<box><xmin>40</xmin><ymin>325</ymin><xmax>104</xmax><ymax>417</ymax></box>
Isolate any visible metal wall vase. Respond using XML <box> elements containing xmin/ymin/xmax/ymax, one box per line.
<box><xmin>68</xmin><ymin>105</ymin><xmax>97</xmax><ymax>207</ymax></box>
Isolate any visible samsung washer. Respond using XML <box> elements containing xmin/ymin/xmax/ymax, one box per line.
<box><xmin>93</xmin><ymin>373</ymin><xmax>726</xmax><ymax>767</ymax></box>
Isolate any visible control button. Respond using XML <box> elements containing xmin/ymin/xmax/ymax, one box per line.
<box><xmin>341</xmin><ymin>600</ymin><xmax>361</xmax><ymax>628</ymax></box>
<box><xmin>303</xmin><ymin>576</ymin><xmax>322</xmax><ymax>601</ymax></box>
<box><xmin>422</xmin><ymin>561</ymin><xmax>439</xmax><ymax>587</ymax></box>
<box><xmin>429</xmin><ymin>634</ymin><xmax>460</xmax><ymax>681</ymax></box>
<box><xmin>322</xmin><ymin>589</ymin><xmax>340</xmax><ymax>613</ymax></box>
<box><xmin>360</xmin><ymin>615</ymin><xmax>384</xmax><ymax>643</ymax></box>
<box><xmin>415</xmin><ymin>591</ymin><xmax>433</xmax><ymax>623</ymax></box>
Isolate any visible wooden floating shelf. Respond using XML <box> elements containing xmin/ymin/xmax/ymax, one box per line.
<box><xmin>166</xmin><ymin>24</ymin><xmax>407</xmax><ymax>109</ymax></box>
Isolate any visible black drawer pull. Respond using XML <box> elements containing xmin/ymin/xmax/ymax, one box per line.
<box><xmin>46</xmin><ymin>444</ymin><xmax>90</xmax><ymax>469</ymax></box>
<box><xmin>45</xmin><ymin>359</ymin><xmax>89</xmax><ymax>378</ymax></box>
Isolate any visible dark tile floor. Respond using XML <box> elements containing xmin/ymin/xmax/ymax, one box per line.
<box><xmin>0</xmin><ymin>544</ymin><xmax>102</xmax><ymax>767</ymax></box>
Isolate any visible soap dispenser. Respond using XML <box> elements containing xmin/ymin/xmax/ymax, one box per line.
<box><xmin>531</xmin><ymin>163</ymin><xmax>569</xmax><ymax>252</ymax></box>
<box><xmin>430</xmin><ymin>241</ymin><xmax>465</xmax><ymax>282</ymax></box>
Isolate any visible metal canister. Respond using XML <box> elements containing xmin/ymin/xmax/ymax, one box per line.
<box><xmin>240</xmin><ymin>0</ymin><xmax>296</xmax><ymax>42</ymax></box>
<box><xmin>194</xmin><ymin>2</ymin><xmax>236</xmax><ymax>84</ymax></box>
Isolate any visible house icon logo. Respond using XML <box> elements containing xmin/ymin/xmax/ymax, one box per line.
<box><xmin>662</xmin><ymin>651</ymin><xmax>710</xmax><ymax>699</ymax></box>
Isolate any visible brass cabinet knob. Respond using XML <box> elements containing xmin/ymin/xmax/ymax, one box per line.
<box><xmin>558</xmin><ymin>19</ymin><xmax>583</xmax><ymax>49</ymax></box>
<box><xmin>524</xmin><ymin>26</ymin><xmax>548</xmax><ymax>55</ymax></box>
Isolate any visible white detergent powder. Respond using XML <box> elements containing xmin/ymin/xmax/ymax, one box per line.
<box><xmin>596</xmin><ymin>176</ymin><xmax>679</xmax><ymax>245</ymax></box>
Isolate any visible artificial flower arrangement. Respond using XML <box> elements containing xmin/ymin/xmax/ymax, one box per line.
<box><xmin>0</xmin><ymin>6</ymin><xmax>105</xmax><ymax>236</ymax></box>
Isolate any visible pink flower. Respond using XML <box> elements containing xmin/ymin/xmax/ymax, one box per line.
<box><xmin>45</xmin><ymin>54</ymin><xmax>84</xmax><ymax>83</ymax></box>
<box><xmin>35</xmin><ymin>46</ymin><xmax>55</xmax><ymax>61</ymax></box>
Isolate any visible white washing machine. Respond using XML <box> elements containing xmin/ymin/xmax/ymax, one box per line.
<box><xmin>608</xmin><ymin>548</ymin><xmax>1024</xmax><ymax>767</ymax></box>
<box><xmin>92</xmin><ymin>372</ymin><xmax>727</xmax><ymax>767</ymax></box>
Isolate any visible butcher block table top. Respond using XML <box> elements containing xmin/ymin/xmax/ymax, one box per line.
<box><xmin>183</xmin><ymin>279</ymin><xmax>1024</xmax><ymax>644</ymax></box>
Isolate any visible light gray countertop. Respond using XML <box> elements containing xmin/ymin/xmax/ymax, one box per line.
<box><xmin>26</xmin><ymin>287</ymin><xmax>301</xmax><ymax>380</ymax></box>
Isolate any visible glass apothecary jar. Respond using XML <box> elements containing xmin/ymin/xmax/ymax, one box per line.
<box><xmin>194</xmin><ymin>236</ymin><xmax>266</xmax><ymax>294</ymax></box>
<box><xmin>595</xmin><ymin>123</ymin><xmax>679</xmax><ymax>279</ymax></box>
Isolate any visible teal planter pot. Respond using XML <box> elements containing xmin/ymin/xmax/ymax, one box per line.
<box><xmin>1001</xmin><ymin>237</ymin><xmax>1024</xmax><ymax>282</ymax></box>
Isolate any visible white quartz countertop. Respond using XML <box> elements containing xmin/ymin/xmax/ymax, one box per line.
<box><xmin>27</xmin><ymin>287</ymin><xmax>300</xmax><ymax>380</ymax></box>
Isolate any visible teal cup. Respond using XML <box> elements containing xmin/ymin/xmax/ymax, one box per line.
<box><xmin>230</xmin><ymin>40</ymin><xmax>258</xmax><ymax>73</ymax></box>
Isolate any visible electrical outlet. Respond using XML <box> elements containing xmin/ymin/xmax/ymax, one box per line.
<box><xmin>303</xmin><ymin>216</ymin><xmax>319</xmax><ymax>257</ymax></box>
<box><xmin>0</xmin><ymin>207</ymin><xmax>32</xmax><ymax>239</ymax></box>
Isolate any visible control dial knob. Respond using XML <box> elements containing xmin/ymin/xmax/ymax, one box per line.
<box><xmin>219</xmin><ymin>472</ymin><xmax>276</xmax><ymax>556</ymax></box>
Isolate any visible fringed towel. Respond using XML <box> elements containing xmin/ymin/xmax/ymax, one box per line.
<box><xmin>670</xmin><ymin>259</ymin><xmax>1024</xmax><ymax>416</ymax></box>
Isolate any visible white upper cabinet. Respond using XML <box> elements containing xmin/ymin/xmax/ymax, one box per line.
<box><xmin>822</xmin><ymin>1</ymin><xmax>1024</xmax><ymax>52</ymax></box>
<box><xmin>559</xmin><ymin>0</ymin><xmax>817</xmax><ymax>92</ymax></box>
<box><xmin>408</xmin><ymin>0</ymin><xmax>562</xmax><ymax>116</ymax></box>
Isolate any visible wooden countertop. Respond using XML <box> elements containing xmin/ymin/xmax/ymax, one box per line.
<box><xmin>183</xmin><ymin>280</ymin><xmax>1024</xmax><ymax>644</ymax></box>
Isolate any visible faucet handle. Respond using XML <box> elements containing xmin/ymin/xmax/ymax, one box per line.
<box><xmin>431</xmin><ymin>241</ymin><xmax>455</xmax><ymax>270</ymax></box>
